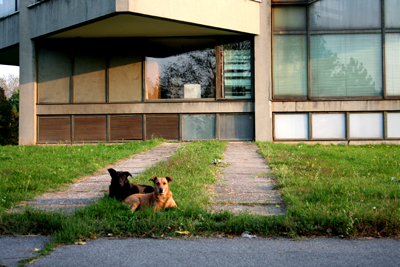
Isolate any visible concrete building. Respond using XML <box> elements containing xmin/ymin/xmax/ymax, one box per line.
<box><xmin>0</xmin><ymin>0</ymin><xmax>399</xmax><ymax>145</ymax></box>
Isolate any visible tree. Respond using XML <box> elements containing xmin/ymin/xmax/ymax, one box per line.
<box><xmin>0</xmin><ymin>74</ymin><xmax>19</xmax><ymax>99</ymax></box>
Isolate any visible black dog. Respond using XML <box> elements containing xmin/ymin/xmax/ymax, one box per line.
<box><xmin>108</xmin><ymin>168</ymin><xmax>154</xmax><ymax>201</ymax></box>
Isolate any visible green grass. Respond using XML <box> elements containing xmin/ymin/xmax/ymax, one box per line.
<box><xmin>256</xmin><ymin>142</ymin><xmax>400</xmax><ymax>237</ymax></box>
<box><xmin>0</xmin><ymin>139</ymin><xmax>162</xmax><ymax>212</ymax></box>
<box><xmin>1</xmin><ymin>141</ymin><xmax>400</xmax><ymax>247</ymax></box>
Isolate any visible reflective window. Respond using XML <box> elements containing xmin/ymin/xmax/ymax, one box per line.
<box><xmin>387</xmin><ymin>113</ymin><xmax>400</xmax><ymax>138</ymax></box>
<box><xmin>385</xmin><ymin>0</ymin><xmax>400</xmax><ymax>29</ymax></box>
<box><xmin>312</xmin><ymin>113</ymin><xmax>346</xmax><ymax>139</ymax></box>
<box><xmin>220</xmin><ymin>114</ymin><xmax>254</xmax><ymax>140</ymax></box>
<box><xmin>274</xmin><ymin>114</ymin><xmax>308</xmax><ymax>139</ymax></box>
<box><xmin>385</xmin><ymin>34</ymin><xmax>400</xmax><ymax>96</ymax></box>
<box><xmin>182</xmin><ymin>115</ymin><xmax>215</xmax><ymax>140</ymax></box>
<box><xmin>273</xmin><ymin>35</ymin><xmax>307</xmax><ymax>97</ymax></box>
<box><xmin>221</xmin><ymin>40</ymin><xmax>252</xmax><ymax>99</ymax></box>
<box><xmin>311</xmin><ymin>34</ymin><xmax>382</xmax><ymax>97</ymax></box>
<box><xmin>145</xmin><ymin>39</ymin><xmax>216</xmax><ymax>100</ymax></box>
<box><xmin>349</xmin><ymin>113</ymin><xmax>383</xmax><ymax>139</ymax></box>
<box><xmin>0</xmin><ymin>0</ymin><xmax>17</xmax><ymax>17</ymax></box>
<box><xmin>273</xmin><ymin>6</ymin><xmax>307</xmax><ymax>31</ymax></box>
<box><xmin>310</xmin><ymin>0</ymin><xmax>381</xmax><ymax>30</ymax></box>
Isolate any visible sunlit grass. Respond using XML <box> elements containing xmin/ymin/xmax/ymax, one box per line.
<box><xmin>0</xmin><ymin>140</ymin><xmax>162</xmax><ymax>211</ymax></box>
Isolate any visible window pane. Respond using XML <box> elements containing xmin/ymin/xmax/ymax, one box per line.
<box><xmin>0</xmin><ymin>0</ymin><xmax>16</xmax><ymax>17</ymax></box>
<box><xmin>274</xmin><ymin>114</ymin><xmax>308</xmax><ymax>139</ymax></box>
<box><xmin>349</xmin><ymin>113</ymin><xmax>383</xmax><ymax>139</ymax></box>
<box><xmin>312</xmin><ymin>113</ymin><xmax>346</xmax><ymax>139</ymax></box>
<box><xmin>73</xmin><ymin>54</ymin><xmax>106</xmax><ymax>103</ymax></box>
<box><xmin>109</xmin><ymin>55</ymin><xmax>142</xmax><ymax>102</ymax></box>
<box><xmin>311</xmin><ymin>34</ymin><xmax>382</xmax><ymax>97</ymax></box>
<box><xmin>273</xmin><ymin>35</ymin><xmax>307</xmax><ymax>97</ymax></box>
<box><xmin>182</xmin><ymin>115</ymin><xmax>215</xmax><ymax>140</ymax></box>
<box><xmin>386</xmin><ymin>34</ymin><xmax>400</xmax><ymax>96</ymax></box>
<box><xmin>38</xmin><ymin>47</ymin><xmax>71</xmax><ymax>103</ymax></box>
<box><xmin>385</xmin><ymin>0</ymin><xmax>400</xmax><ymax>28</ymax></box>
<box><xmin>222</xmin><ymin>40</ymin><xmax>252</xmax><ymax>99</ymax></box>
<box><xmin>145</xmin><ymin>40</ymin><xmax>216</xmax><ymax>100</ymax></box>
<box><xmin>310</xmin><ymin>0</ymin><xmax>381</xmax><ymax>30</ymax></box>
<box><xmin>387</xmin><ymin>113</ymin><xmax>400</xmax><ymax>138</ymax></box>
<box><xmin>220</xmin><ymin>114</ymin><xmax>254</xmax><ymax>140</ymax></box>
<box><xmin>273</xmin><ymin>6</ymin><xmax>307</xmax><ymax>31</ymax></box>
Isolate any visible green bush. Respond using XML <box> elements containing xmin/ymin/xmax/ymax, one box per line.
<box><xmin>0</xmin><ymin>96</ymin><xmax>18</xmax><ymax>145</ymax></box>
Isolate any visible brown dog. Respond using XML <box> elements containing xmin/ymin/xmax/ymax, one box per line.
<box><xmin>108</xmin><ymin>168</ymin><xmax>154</xmax><ymax>201</ymax></box>
<box><xmin>124</xmin><ymin>176</ymin><xmax>177</xmax><ymax>211</ymax></box>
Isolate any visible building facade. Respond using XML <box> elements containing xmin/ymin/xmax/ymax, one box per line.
<box><xmin>0</xmin><ymin>0</ymin><xmax>399</xmax><ymax>145</ymax></box>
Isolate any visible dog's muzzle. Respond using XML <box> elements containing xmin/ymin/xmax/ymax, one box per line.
<box><xmin>157</xmin><ymin>188</ymin><xmax>165</xmax><ymax>194</ymax></box>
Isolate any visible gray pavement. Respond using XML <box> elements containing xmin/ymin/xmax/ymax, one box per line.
<box><xmin>0</xmin><ymin>236</ymin><xmax>51</xmax><ymax>267</ymax></box>
<box><xmin>3</xmin><ymin>237</ymin><xmax>397</xmax><ymax>267</ymax></box>
<box><xmin>212</xmin><ymin>142</ymin><xmax>285</xmax><ymax>215</ymax></box>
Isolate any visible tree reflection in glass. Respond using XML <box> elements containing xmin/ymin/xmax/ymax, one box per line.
<box><xmin>146</xmin><ymin>48</ymin><xmax>216</xmax><ymax>99</ymax></box>
<box><xmin>311</xmin><ymin>34</ymin><xmax>382</xmax><ymax>97</ymax></box>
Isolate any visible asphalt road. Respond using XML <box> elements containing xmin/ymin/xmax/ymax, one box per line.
<box><xmin>2</xmin><ymin>236</ymin><xmax>399</xmax><ymax>267</ymax></box>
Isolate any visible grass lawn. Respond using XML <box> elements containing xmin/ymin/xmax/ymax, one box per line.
<box><xmin>0</xmin><ymin>141</ymin><xmax>399</xmax><ymax>244</ymax></box>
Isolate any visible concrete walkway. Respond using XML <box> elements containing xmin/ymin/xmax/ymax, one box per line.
<box><xmin>13</xmin><ymin>143</ymin><xmax>182</xmax><ymax>213</ymax></box>
<box><xmin>212</xmin><ymin>142</ymin><xmax>285</xmax><ymax>216</ymax></box>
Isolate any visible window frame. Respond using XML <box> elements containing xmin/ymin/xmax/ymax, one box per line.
<box><xmin>271</xmin><ymin>0</ymin><xmax>400</xmax><ymax>101</ymax></box>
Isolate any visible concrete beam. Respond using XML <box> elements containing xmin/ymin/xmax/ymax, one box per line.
<box><xmin>36</xmin><ymin>102</ymin><xmax>255</xmax><ymax>115</ymax></box>
<box><xmin>254</xmin><ymin>0</ymin><xmax>273</xmax><ymax>142</ymax></box>
<box><xmin>19</xmin><ymin>0</ymin><xmax>36</xmax><ymax>145</ymax></box>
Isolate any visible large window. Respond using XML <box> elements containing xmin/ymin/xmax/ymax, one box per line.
<box><xmin>0</xmin><ymin>0</ymin><xmax>18</xmax><ymax>17</ymax></box>
<box><xmin>272</xmin><ymin>0</ymin><xmax>400</xmax><ymax>100</ymax></box>
<box><xmin>145</xmin><ymin>38</ymin><xmax>253</xmax><ymax>100</ymax></box>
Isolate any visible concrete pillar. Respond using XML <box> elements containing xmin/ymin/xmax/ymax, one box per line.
<box><xmin>19</xmin><ymin>0</ymin><xmax>37</xmax><ymax>145</ymax></box>
<box><xmin>254</xmin><ymin>0</ymin><xmax>273</xmax><ymax>142</ymax></box>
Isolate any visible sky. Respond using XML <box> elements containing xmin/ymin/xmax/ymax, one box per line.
<box><xmin>0</xmin><ymin>64</ymin><xmax>19</xmax><ymax>77</ymax></box>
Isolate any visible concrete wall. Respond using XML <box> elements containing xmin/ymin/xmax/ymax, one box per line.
<box><xmin>272</xmin><ymin>100</ymin><xmax>400</xmax><ymax>112</ymax></box>
<box><xmin>28</xmin><ymin>0</ymin><xmax>116</xmax><ymax>38</ymax></box>
<box><xmin>254</xmin><ymin>0</ymin><xmax>273</xmax><ymax>142</ymax></box>
<box><xmin>0</xmin><ymin>13</ymin><xmax>19</xmax><ymax>50</ymax></box>
<box><xmin>36</xmin><ymin>102</ymin><xmax>254</xmax><ymax>115</ymax></box>
<box><xmin>118</xmin><ymin>0</ymin><xmax>260</xmax><ymax>34</ymax></box>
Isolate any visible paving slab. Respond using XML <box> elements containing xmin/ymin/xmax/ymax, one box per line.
<box><xmin>212</xmin><ymin>142</ymin><xmax>285</xmax><ymax>215</ymax></box>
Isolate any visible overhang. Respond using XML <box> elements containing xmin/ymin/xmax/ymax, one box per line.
<box><xmin>47</xmin><ymin>13</ymin><xmax>246</xmax><ymax>39</ymax></box>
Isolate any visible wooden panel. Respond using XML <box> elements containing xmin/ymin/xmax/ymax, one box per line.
<box><xmin>146</xmin><ymin>115</ymin><xmax>179</xmax><ymax>140</ymax></box>
<box><xmin>110</xmin><ymin>115</ymin><xmax>142</xmax><ymax>140</ymax></box>
<box><xmin>38</xmin><ymin>116</ymin><xmax>71</xmax><ymax>143</ymax></box>
<box><xmin>74</xmin><ymin>116</ymin><xmax>107</xmax><ymax>141</ymax></box>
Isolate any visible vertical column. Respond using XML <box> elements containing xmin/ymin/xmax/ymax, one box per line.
<box><xmin>19</xmin><ymin>0</ymin><xmax>36</xmax><ymax>145</ymax></box>
<box><xmin>254</xmin><ymin>0</ymin><xmax>272</xmax><ymax>141</ymax></box>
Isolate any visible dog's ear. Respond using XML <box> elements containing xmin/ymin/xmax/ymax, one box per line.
<box><xmin>149</xmin><ymin>176</ymin><xmax>157</xmax><ymax>182</ymax></box>
<box><xmin>123</xmin><ymin>171</ymin><xmax>132</xmax><ymax>177</ymax></box>
<box><xmin>165</xmin><ymin>176</ymin><xmax>172</xmax><ymax>182</ymax></box>
<box><xmin>108</xmin><ymin>168</ymin><xmax>116</xmax><ymax>175</ymax></box>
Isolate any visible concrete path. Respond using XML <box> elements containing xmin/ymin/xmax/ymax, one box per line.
<box><xmin>13</xmin><ymin>143</ymin><xmax>182</xmax><ymax>213</ymax></box>
<box><xmin>212</xmin><ymin>142</ymin><xmax>285</xmax><ymax>215</ymax></box>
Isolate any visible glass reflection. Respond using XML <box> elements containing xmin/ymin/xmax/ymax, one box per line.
<box><xmin>310</xmin><ymin>0</ymin><xmax>381</xmax><ymax>31</ymax></box>
<box><xmin>311</xmin><ymin>34</ymin><xmax>382</xmax><ymax>97</ymax></box>
<box><xmin>182</xmin><ymin>115</ymin><xmax>215</xmax><ymax>140</ymax></box>
<box><xmin>222</xmin><ymin>40</ymin><xmax>252</xmax><ymax>99</ymax></box>
<box><xmin>146</xmin><ymin>48</ymin><xmax>216</xmax><ymax>99</ymax></box>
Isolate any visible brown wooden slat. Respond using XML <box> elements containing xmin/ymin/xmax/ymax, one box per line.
<box><xmin>146</xmin><ymin>115</ymin><xmax>179</xmax><ymax>140</ymax></box>
<box><xmin>38</xmin><ymin>117</ymin><xmax>71</xmax><ymax>143</ymax></box>
<box><xmin>74</xmin><ymin>116</ymin><xmax>106</xmax><ymax>141</ymax></box>
<box><xmin>110</xmin><ymin>115</ymin><xmax>142</xmax><ymax>140</ymax></box>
